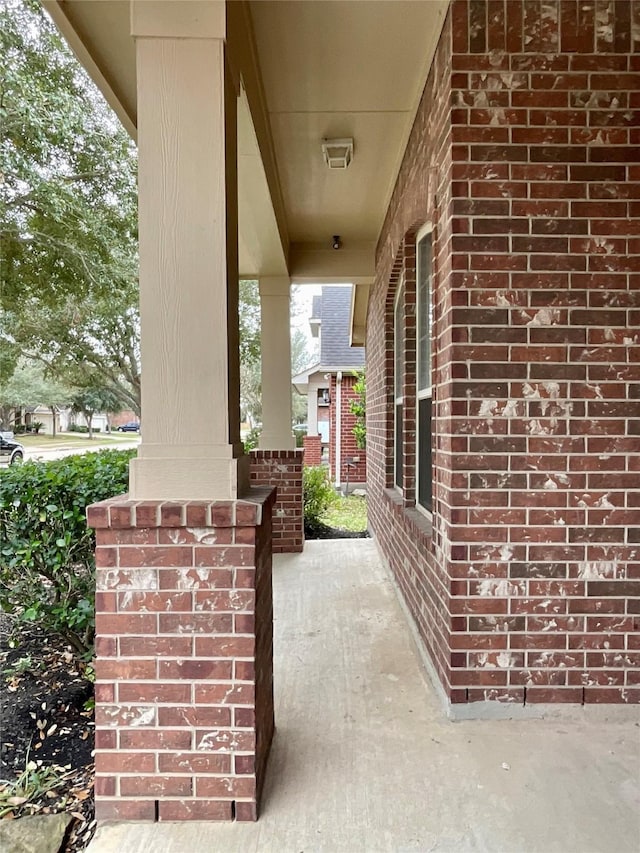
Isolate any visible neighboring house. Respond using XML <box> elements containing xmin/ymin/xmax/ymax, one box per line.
<box><xmin>292</xmin><ymin>286</ymin><xmax>366</xmax><ymax>487</ymax></box>
<box><xmin>67</xmin><ymin>409</ymin><xmax>110</xmax><ymax>433</ymax></box>
<box><xmin>14</xmin><ymin>405</ymin><xmax>70</xmax><ymax>434</ymax></box>
<box><xmin>22</xmin><ymin>406</ymin><xmax>64</xmax><ymax>434</ymax></box>
<box><xmin>109</xmin><ymin>410</ymin><xmax>139</xmax><ymax>430</ymax></box>
<box><xmin>17</xmin><ymin>405</ymin><xmax>113</xmax><ymax>434</ymax></box>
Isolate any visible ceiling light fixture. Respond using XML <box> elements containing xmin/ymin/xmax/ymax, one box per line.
<box><xmin>322</xmin><ymin>138</ymin><xmax>354</xmax><ymax>170</ymax></box>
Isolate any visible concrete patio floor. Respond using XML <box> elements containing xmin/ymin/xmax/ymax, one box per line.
<box><xmin>89</xmin><ymin>539</ymin><xmax>640</xmax><ymax>853</ymax></box>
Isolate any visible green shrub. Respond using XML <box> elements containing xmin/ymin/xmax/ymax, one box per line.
<box><xmin>303</xmin><ymin>465</ymin><xmax>337</xmax><ymax>529</ymax></box>
<box><xmin>68</xmin><ymin>424</ymin><xmax>101</xmax><ymax>433</ymax></box>
<box><xmin>0</xmin><ymin>449</ymin><xmax>133</xmax><ymax>656</ymax></box>
<box><xmin>349</xmin><ymin>370</ymin><xmax>366</xmax><ymax>450</ymax></box>
<box><xmin>243</xmin><ymin>427</ymin><xmax>261</xmax><ymax>452</ymax></box>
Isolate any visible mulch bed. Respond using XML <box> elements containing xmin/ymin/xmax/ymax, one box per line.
<box><xmin>0</xmin><ymin>616</ymin><xmax>96</xmax><ymax>852</ymax></box>
<box><xmin>305</xmin><ymin>522</ymin><xmax>369</xmax><ymax>540</ymax></box>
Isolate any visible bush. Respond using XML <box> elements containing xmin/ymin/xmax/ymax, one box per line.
<box><xmin>303</xmin><ymin>465</ymin><xmax>337</xmax><ymax>530</ymax></box>
<box><xmin>0</xmin><ymin>449</ymin><xmax>134</xmax><ymax>656</ymax></box>
<box><xmin>243</xmin><ymin>427</ymin><xmax>261</xmax><ymax>452</ymax></box>
<box><xmin>68</xmin><ymin>424</ymin><xmax>101</xmax><ymax>433</ymax></box>
<box><xmin>349</xmin><ymin>370</ymin><xmax>366</xmax><ymax>450</ymax></box>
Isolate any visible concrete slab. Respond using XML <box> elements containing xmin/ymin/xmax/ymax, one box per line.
<box><xmin>88</xmin><ymin>540</ymin><xmax>640</xmax><ymax>853</ymax></box>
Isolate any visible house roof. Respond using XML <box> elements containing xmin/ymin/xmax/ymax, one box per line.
<box><xmin>317</xmin><ymin>286</ymin><xmax>366</xmax><ymax>371</ymax></box>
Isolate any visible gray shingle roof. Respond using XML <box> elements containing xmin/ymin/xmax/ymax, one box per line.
<box><xmin>316</xmin><ymin>286</ymin><xmax>365</xmax><ymax>370</ymax></box>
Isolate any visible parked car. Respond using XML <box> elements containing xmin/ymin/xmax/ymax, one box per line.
<box><xmin>117</xmin><ymin>422</ymin><xmax>140</xmax><ymax>432</ymax></box>
<box><xmin>0</xmin><ymin>434</ymin><xmax>25</xmax><ymax>465</ymax></box>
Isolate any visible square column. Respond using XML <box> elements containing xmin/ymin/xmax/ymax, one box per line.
<box><xmin>258</xmin><ymin>277</ymin><xmax>295</xmax><ymax>451</ymax></box>
<box><xmin>88</xmin><ymin>490</ymin><xmax>275</xmax><ymax>822</ymax></box>
<box><xmin>129</xmin><ymin>0</ymin><xmax>246</xmax><ymax>501</ymax></box>
<box><xmin>250</xmin><ymin>450</ymin><xmax>304</xmax><ymax>552</ymax></box>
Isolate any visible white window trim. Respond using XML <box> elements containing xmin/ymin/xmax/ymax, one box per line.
<box><xmin>416</xmin><ymin>224</ymin><xmax>433</xmax><ymax>517</ymax></box>
<box><xmin>394</xmin><ymin>277</ymin><xmax>404</xmax><ymax>493</ymax></box>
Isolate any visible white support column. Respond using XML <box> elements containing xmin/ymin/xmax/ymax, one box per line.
<box><xmin>258</xmin><ymin>277</ymin><xmax>295</xmax><ymax>450</ymax></box>
<box><xmin>128</xmin><ymin>0</ymin><xmax>248</xmax><ymax>500</ymax></box>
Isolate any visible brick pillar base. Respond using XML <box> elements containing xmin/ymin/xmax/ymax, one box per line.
<box><xmin>250</xmin><ymin>450</ymin><xmax>303</xmax><ymax>553</ymax></box>
<box><xmin>87</xmin><ymin>488</ymin><xmax>276</xmax><ymax>822</ymax></box>
<box><xmin>302</xmin><ymin>435</ymin><xmax>322</xmax><ymax>466</ymax></box>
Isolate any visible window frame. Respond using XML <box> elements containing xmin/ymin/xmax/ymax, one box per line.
<box><xmin>393</xmin><ymin>277</ymin><xmax>405</xmax><ymax>492</ymax></box>
<box><xmin>415</xmin><ymin>224</ymin><xmax>433</xmax><ymax>516</ymax></box>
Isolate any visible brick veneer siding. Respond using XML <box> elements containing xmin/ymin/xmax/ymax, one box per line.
<box><xmin>88</xmin><ymin>489</ymin><xmax>276</xmax><ymax>821</ymax></box>
<box><xmin>367</xmin><ymin>0</ymin><xmax>640</xmax><ymax>708</ymax></box>
<box><xmin>329</xmin><ymin>374</ymin><xmax>367</xmax><ymax>484</ymax></box>
<box><xmin>250</xmin><ymin>450</ymin><xmax>303</xmax><ymax>553</ymax></box>
<box><xmin>302</xmin><ymin>434</ymin><xmax>322</xmax><ymax>466</ymax></box>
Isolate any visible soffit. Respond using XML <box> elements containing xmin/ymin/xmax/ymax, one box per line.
<box><xmin>45</xmin><ymin>0</ymin><xmax>137</xmax><ymax>134</ymax></box>
<box><xmin>249</xmin><ymin>0</ymin><xmax>448</xmax><ymax>246</ymax></box>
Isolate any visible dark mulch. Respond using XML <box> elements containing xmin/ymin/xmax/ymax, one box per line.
<box><xmin>305</xmin><ymin>522</ymin><xmax>370</xmax><ymax>540</ymax></box>
<box><xmin>0</xmin><ymin>617</ymin><xmax>95</xmax><ymax>852</ymax></box>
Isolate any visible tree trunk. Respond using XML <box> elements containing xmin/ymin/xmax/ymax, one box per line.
<box><xmin>84</xmin><ymin>410</ymin><xmax>94</xmax><ymax>439</ymax></box>
<box><xmin>50</xmin><ymin>406</ymin><xmax>57</xmax><ymax>438</ymax></box>
<box><xmin>0</xmin><ymin>405</ymin><xmax>12</xmax><ymax>431</ymax></box>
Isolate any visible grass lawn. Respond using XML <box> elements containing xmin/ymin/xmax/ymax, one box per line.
<box><xmin>18</xmin><ymin>432</ymin><xmax>140</xmax><ymax>450</ymax></box>
<box><xmin>321</xmin><ymin>493</ymin><xmax>367</xmax><ymax>532</ymax></box>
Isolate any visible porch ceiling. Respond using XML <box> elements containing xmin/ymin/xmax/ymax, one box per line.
<box><xmin>250</xmin><ymin>0</ymin><xmax>446</xmax><ymax>248</ymax></box>
<box><xmin>44</xmin><ymin>0</ymin><xmax>447</xmax><ymax>280</ymax></box>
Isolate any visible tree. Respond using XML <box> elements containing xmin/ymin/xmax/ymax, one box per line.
<box><xmin>238</xmin><ymin>289</ymin><xmax>312</xmax><ymax>429</ymax></box>
<box><xmin>0</xmin><ymin>359</ymin><xmax>69</xmax><ymax>435</ymax></box>
<box><xmin>349</xmin><ymin>370</ymin><xmax>366</xmax><ymax>449</ymax></box>
<box><xmin>70</xmin><ymin>383</ymin><xmax>122</xmax><ymax>439</ymax></box>
<box><xmin>0</xmin><ymin>0</ymin><xmax>140</xmax><ymax>411</ymax></box>
<box><xmin>290</xmin><ymin>327</ymin><xmax>310</xmax><ymax>424</ymax></box>
<box><xmin>238</xmin><ymin>280</ymin><xmax>261</xmax><ymax>367</ymax></box>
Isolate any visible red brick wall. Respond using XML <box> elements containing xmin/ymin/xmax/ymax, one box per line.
<box><xmin>302</xmin><ymin>435</ymin><xmax>322</xmax><ymax>466</ymax></box>
<box><xmin>328</xmin><ymin>374</ymin><xmax>367</xmax><ymax>484</ymax></box>
<box><xmin>367</xmin><ymin>0</ymin><xmax>640</xmax><ymax>708</ymax></box>
<box><xmin>88</xmin><ymin>491</ymin><xmax>275</xmax><ymax>821</ymax></box>
<box><xmin>109</xmin><ymin>410</ymin><xmax>138</xmax><ymax>429</ymax></box>
<box><xmin>250</xmin><ymin>450</ymin><xmax>303</xmax><ymax>553</ymax></box>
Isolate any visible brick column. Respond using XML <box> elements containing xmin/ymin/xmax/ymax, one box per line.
<box><xmin>88</xmin><ymin>488</ymin><xmax>276</xmax><ymax>822</ymax></box>
<box><xmin>302</xmin><ymin>435</ymin><xmax>322</xmax><ymax>466</ymax></box>
<box><xmin>250</xmin><ymin>450</ymin><xmax>303</xmax><ymax>553</ymax></box>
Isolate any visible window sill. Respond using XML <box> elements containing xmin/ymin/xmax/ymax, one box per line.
<box><xmin>383</xmin><ymin>488</ymin><xmax>433</xmax><ymax>541</ymax></box>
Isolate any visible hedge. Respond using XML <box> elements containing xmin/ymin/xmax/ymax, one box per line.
<box><xmin>0</xmin><ymin>449</ymin><xmax>133</xmax><ymax>656</ymax></box>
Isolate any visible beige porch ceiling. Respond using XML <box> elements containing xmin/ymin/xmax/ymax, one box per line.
<box><xmin>44</xmin><ymin>0</ymin><xmax>447</xmax><ymax>280</ymax></box>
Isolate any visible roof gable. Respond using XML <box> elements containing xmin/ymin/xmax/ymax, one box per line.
<box><xmin>317</xmin><ymin>286</ymin><xmax>365</xmax><ymax>370</ymax></box>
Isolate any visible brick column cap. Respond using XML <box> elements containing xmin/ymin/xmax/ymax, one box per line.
<box><xmin>250</xmin><ymin>448</ymin><xmax>304</xmax><ymax>460</ymax></box>
<box><xmin>87</xmin><ymin>487</ymin><xmax>276</xmax><ymax>530</ymax></box>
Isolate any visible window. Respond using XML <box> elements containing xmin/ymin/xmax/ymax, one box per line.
<box><xmin>416</xmin><ymin>231</ymin><xmax>433</xmax><ymax>512</ymax></box>
<box><xmin>394</xmin><ymin>280</ymin><xmax>404</xmax><ymax>490</ymax></box>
